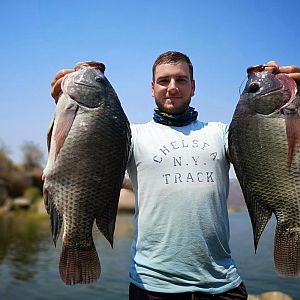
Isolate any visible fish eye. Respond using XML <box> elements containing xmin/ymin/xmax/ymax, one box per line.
<box><xmin>95</xmin><ymin>76</ymin><xmax>104</xmax><ymax>82</ymax></box>
<box><xmin>247</xmin><ymin>82</ymin><xmax>260</xmax><ymax>93</ymax></box>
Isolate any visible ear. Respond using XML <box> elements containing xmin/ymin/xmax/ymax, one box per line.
<box><xmin>191</xmin><ymin>80</ymin><xmax>195</xmax><ymax>96</ymax></box>
<box><xmin>151</xmin><ymin>81</ymin><xmax>155</xmax><ymax>97</ymax></box>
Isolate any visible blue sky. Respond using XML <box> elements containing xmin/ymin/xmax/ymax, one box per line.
<box><xmin>0</xmin><ymin>0</ymin><xmax>299</xmax><ymax>164</ymax></box>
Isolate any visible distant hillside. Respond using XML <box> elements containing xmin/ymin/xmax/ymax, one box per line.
<box><xmin>228</xmin><ymin>178</ymin><xmax>245</xmax><ymax>208</ymax></box>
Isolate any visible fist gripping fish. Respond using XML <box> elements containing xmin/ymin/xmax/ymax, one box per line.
<box><xmin>229</xmin><ymin>67</ymin><xmax>300</xmax><ymax>277</ymax></box>
<box><xmin>43</xmin><ymin>62</ymin><xmax>131</xmax><ymax>285</ymax></box>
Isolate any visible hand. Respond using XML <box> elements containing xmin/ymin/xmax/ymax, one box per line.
<box><xmin>51</xmin><ymin>69</ymin><xmax>74</xmax><ymax>103</ymax></box>
<box><xmin>247</xmin><ymin>61</ymin><xmax>300</xmax><ymax>85</ymax></box>
<box><xmin>264</xmin><ymin>61</ymin><xmax>300</xmax><ymax>84</ymax></box>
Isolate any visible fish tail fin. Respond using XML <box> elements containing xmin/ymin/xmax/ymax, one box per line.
<box><xmin>59</xmin><ymin>241</ymin><xmax>100</xmax><ymax>285</ymax></box>
<box><xmin>274</xmin><ymin>225</ymin><xmax>300</xmax><ymax>277</ymax></box>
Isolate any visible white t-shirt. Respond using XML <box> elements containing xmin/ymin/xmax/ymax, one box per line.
<box><xmin>127</xmin><ymin>120</ymin><xmax>241</xmax><ymax>294</ymax></box>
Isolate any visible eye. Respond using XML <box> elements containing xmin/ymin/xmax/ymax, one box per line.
<box><xmin>157</xmin><ymin>79</ymin><xmax>169</xmax><ymax>85</ymax></box>
<box><xmin>247</xmin><ymin>82</ymin><xmax>260</xmax><ymax>93</ymax></box>
<box><xmin>95</xmin><ymin>76</ymin><xmax>104</xmax><ymax>82</ymax></box>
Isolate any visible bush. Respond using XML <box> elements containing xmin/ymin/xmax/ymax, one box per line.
<box><xmin>23</xmin><ymin>187</ymin><xmax>42</xmax><ymax>203</ymax></box>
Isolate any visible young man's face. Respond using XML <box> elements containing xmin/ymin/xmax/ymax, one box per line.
<box><xmin>152</xmin><ymin>61</ymin><xmax>195</xmax><ymax>114</ymax></box>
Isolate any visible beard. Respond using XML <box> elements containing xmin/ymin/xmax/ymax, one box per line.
<box><xmin>154</xmin><ymin>98</ymin><xmax>191</xmax><ymax>115</ymax></box>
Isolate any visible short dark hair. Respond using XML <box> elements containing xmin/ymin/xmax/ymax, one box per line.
<box><xmin>152</xmin><ymin>51</ymin><xmax>193</xmax><ymax>81</ymax></box>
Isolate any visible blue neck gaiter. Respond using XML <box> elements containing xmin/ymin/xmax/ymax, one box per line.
<box><xmin>153</xmin><ymin>107</ymin><xmax>198</xmax><ymax>127</ymax></box>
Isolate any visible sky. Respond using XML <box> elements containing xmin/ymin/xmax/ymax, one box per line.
<box><xmin>0</xmin><ymin>0</ymin><xmax>299</xmax><ymax>165</ymax></box>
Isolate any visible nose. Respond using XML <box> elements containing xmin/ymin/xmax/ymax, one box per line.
<box><xmin>167</xmin><ymin>78</ymin><xmax>178</xmax><ymax>92</ymax></box>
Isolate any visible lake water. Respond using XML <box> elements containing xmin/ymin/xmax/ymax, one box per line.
<box><xmin>0</xmin><ymin>210</ymin><xmax>299</xmax><ymax>299</ymax></box>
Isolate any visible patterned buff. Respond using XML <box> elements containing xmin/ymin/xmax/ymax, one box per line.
<box><xmin>153</xmin><ymin>107</ymin><xmax>198</xmax><ymax>127</ymax></box>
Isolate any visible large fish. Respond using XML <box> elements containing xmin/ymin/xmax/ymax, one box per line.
<box><xmin>229</xmin><ymin>66</ymin><xmax>300</xmax><ymax>277</ymax></box>
<box><xmin>43</xmin><ymin>61</ymin><xmax>131</xmax><ymax>285</ymax></box>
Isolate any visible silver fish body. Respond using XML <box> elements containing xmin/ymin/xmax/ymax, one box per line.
<box><xmin>43</xmin><ymin>62</ymin><xmax>131</xmax><ymax>285</ymax></box>
<box><xmin>229</xmin><ymin>71</ymin><xmax>300</xmax><ymax>277</ymax></box>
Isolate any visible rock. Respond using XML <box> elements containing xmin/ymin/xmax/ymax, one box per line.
<box><xmin>11</xmin><ymin>197</ymin><xmax>32</xmax><ymax>210</ymax></box>
<box><xmin>0</xmin><ymin>197</ymin><xmax>12</xmax><ymax>213</ymax></box>
<box><xmin>259</xmin><ymin>291</ymin><xmax>293</xmax><ymax>300</ymax></box>
<box><xmin>248</xmin><ymin>291</ymin><xmax>293</xmax><ymax>300</ymax></box>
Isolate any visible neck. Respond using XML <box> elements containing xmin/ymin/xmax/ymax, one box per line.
<box><xmin>153</xmin><ymin>107</ymin><xmax>198</xmax><ymax>127</ymax></box>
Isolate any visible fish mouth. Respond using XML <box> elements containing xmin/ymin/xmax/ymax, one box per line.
<box><xmin>74</xmin><ymin>82</ymin><xmax>98</xmax><ymax>88</ymax></box>
<box><xmin>249</xmin><ymin>81</ymin><xmax>296</xmax><ymax>115</ymax></box>
<box><xmin>259</xmin><ymin>85</ymin><xmax>283</xmax><ymax>98</ymax></box>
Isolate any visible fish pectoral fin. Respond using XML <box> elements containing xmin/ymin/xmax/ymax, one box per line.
<box><xmin>246</xmin><ymin>194</ymin><xmax>272</xmax><ymax>252</ymax></box>
<box><xmin>53</xmin><ymin>101</ymin><xmax>79</xmax><ymax>160</ymax></box>
<box><xmin>283</xmin><ymin>103</ymin><xmax>300</xmax><ymax>168</ymax></box>
<box><xmin>274</xmin><ymin>225</ymin><xmax>300</xmax><ymax>277</ymax></box>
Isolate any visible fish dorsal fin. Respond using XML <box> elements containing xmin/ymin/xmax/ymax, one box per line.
<box><xmin>53</xmin><ymin>98</ymin><xmax>79</xmax><ymax>160</ymax></box>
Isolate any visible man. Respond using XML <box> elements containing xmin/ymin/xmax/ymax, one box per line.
<box><xmin>51</xmin><ymin>52</ymin><xmax>300</xmax><ymax>300</ymax></box>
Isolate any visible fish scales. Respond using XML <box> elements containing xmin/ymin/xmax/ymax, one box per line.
<box><xmin>43</xmin><ymin>62</ymin><xmax>131</xmax><ymax>285</ymax></box>
<box><xmin>229</xmin><ymin>70</ymin><xmax>300</xmax><ymax>277</ymax></box>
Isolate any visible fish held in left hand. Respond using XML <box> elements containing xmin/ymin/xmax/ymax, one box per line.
<box><xmin>43</xmin><ymin>61</ymin><xmax>131</xmax><ymax>285</ymax></box>
<box><xmin>229</xmin><ymin>69</ymin><xmax>300</xmax><ymax>277</ymax></box>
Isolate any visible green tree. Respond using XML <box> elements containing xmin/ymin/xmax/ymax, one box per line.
<box><xmin>0</xmin><ymin>140</ymin><xmax>31</xmax><ymax>198</ymax></box>
<box><xmin>0</xmin><ymin>139</ymin><xmax>11</xmax><ymax>157</ymax></box>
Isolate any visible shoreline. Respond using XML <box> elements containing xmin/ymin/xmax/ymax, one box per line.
<box><xmin>0</xmin><ymin>199</ymin><xmax>294</xmax><ymax>299</ymax></box>
<box><xmin>0</xmin><ymin>189</ymin><xmax>247</xmax><ymax>215</ymax></box>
